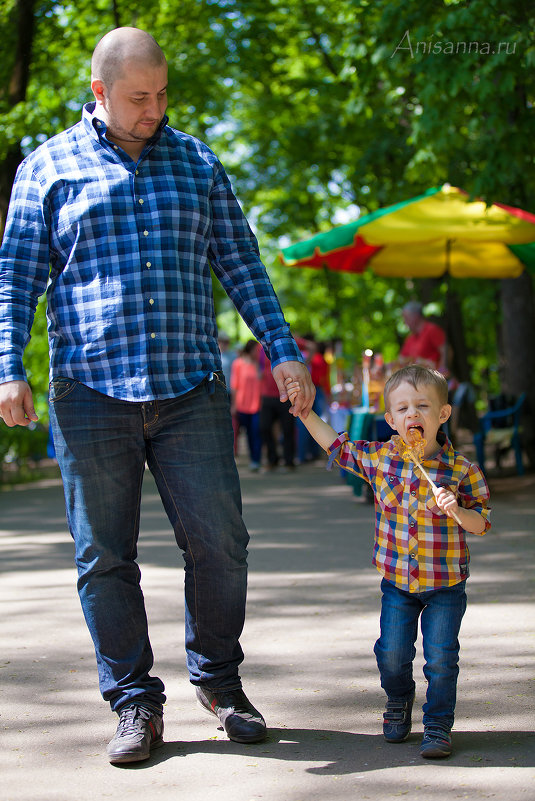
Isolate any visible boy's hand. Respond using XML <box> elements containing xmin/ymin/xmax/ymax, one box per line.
<box><xmin>285</xmin><ymin>377</ymin><xmax>300</xmax><ymax>407</ymax></box>
<box><xmin>434</xmin><ymin>486</ymin><xmax>460</xmax><ymax>520</ymax></box>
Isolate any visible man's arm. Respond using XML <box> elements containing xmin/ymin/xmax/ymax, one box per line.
<box><xmin>0</xmin><ymin>159</ymin><xmax>51</xmax><ymax>403</ymax></box>
<box><xmin>207</xmin><ymin>160</ymin><xmax>309</xmax><ymax>401</ymax></box>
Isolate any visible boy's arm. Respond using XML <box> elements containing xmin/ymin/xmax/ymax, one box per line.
<box><xmin>434</xmin><ymin>486</ymin><xmax>487</xmax><ymax>535</ymax></box>
<box><xmin>297</xmin><ymin>408</ymin><xmax>339</xmax><ymax>452</ymax></box>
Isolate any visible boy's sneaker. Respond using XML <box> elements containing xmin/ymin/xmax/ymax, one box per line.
<box><xmin>382</xmin><ymin>695</ymin><xmax>414</xmax><ymax>743</ymax></box>
<box><xmin>420</xmin><ymin>725</ymin><xmax>452</xmax><ymax>758</ymax></box>
<box><xmin>107</xmin><ymin>703</ymin><xmax>164</xmax><ymax>764</ymax></box>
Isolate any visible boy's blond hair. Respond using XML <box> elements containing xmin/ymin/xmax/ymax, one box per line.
<box><xmin>384</xmin><ymin>365</ymin><xmax>449</xmax><ymax>410</ymax></box>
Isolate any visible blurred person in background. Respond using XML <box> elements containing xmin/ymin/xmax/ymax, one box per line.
<box><xmin>231</xmin><ymin>340</ymin><xmax>262</xmax><ymax>471</ymax></box>
<box><xmin>400</xmin><ymin>302</ymin><xmax>447</xmax><ymax>372</ymax></box>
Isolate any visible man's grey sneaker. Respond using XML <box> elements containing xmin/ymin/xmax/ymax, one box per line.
<box><xmin>196</xmin><ymin>687</ymin><xmax>267</xmax><ymax>743</ymax></box>
<box><xmin>383</xmin><ymin>695</ymin><xmax>414</xmax><ymax>743</ymax></box>
<box><xmin>106</xmin><ymin>703</ymin><xmax>164</xmax><ymax>764</ymax></box>
<box><xmin>420</xmin><ymin>726</ymin><xmax>452</xmax><ymax>758</ymax></box>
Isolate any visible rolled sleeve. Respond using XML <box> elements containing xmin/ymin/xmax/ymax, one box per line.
<box><xmin>326</xmin><ymin>431</ymin><xmax>350</xmax><ymax>470</ymax></box>
<box><xmin>459</xmin><ymin>463</ymin><xmax>491</xmax><ymax>535</ymax></box>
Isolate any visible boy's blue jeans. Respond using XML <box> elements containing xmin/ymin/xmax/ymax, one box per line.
<box><xmin>374</xmin><ymin>577</ymin><xmax>467</xmax><ymax>732</ymax></box>
<box><xmin>49</xmin><ymin>373</ymin><xmax>249</xmax><ymax>713</ymax></box>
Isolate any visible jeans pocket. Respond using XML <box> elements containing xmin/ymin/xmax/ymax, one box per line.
<box><xmin>49</xmin><ymin>376</ymin><xmax>79</xmax><ymax>403</ymax></box>
<box><xmin>213</xmin><ymin>371</ymin><xmax>227</xmax><ymax>389</ymax></box>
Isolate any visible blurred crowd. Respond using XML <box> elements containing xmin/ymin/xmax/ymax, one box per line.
<box><xmin>220</xmin><ymin>300</ymin><xmax>482</xmax><ymax>473</ymax></box>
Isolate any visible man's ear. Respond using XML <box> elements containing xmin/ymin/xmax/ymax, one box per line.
<box><xmin>440</xmin><ymin>403</ymin><xmax>452</xmax><ymax>424</ymax></box>
<box><xmin>384</xmin><ymin>411</ymin><xmax>396</xmax><ymax>430</ymax></box>
<box><xmin>91</xmin><ymin>78</ymin><xmax>106</xmax><ymax>105</ymax></box>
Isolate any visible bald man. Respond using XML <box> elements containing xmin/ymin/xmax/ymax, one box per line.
<box><xmin>0</xmin><ymin>27</ymin><xmax>315</xmax><ymax>764</ymax></box>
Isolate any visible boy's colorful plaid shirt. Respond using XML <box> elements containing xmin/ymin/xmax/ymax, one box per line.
<box><xmin>327</xmin><ymin>432</ymin><xmax>491</xmax><ymax>592</ymax></box>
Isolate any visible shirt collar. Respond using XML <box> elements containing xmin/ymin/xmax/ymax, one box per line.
<box><xmin>428</xmin><ymin>430</ymin><xmax>456</xmax><ymax>468</ymax></box>
<box><xmin>81</xmin><ymin>101</ymin><xmax>169</xmax><ymax>146</ymax></box>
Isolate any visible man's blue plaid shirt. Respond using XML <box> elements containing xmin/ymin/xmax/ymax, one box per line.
<box><xmin>0</xmin><ymin>103</ymin><xmax>301</xmax><ymax>401</ymax></box>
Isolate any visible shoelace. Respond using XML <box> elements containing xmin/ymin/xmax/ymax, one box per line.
<box><xmin>213</xmin><ymin>692</ymin><xmax>260</xmax><ymax>720</ymax></box>
<box><xmin>117</xmin><ymin>705</ymin><xmax>152</xmax><ymax>737</ymax></box>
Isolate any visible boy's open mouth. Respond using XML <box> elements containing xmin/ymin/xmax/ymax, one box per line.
<box><xmin>407</xmin><ymin>425</ymin><xmax>424</xmax><ymax>436</ymax></box>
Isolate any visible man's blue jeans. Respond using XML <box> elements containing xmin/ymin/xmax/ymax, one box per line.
<box><xmin>374</xmin><ymin>578</ymin><xmax>467</xmax><ymax>731</ymax></box>
<box><xmin>49</xmin><ymin>373</ymin><xmax>249</xmax><ymax>713</ymax></box>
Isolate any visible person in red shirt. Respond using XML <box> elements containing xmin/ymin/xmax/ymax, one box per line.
<box><xmin>231</xmin><ymin>340</ymin><xmax>262</xmax><ymax>470</ymax></box>
<box><xmin>297</xmin><ymin>336</ymin><xmax>331</xmax><ymax>463</ymax></box>
<box><xmin>310</xmin><ymin>342</ymin><xmax>331</xmax><ymax>402</ymax></box>
<box><xmin>400</xmin><ymin>302</ymin><xmax>446</xmax><ymax>372</ymax></box>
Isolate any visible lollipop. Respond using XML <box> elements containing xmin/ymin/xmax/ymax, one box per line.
<box><xmin>396</xmin><ymin>426</ymin><xmax>427</xmax><ymax>460</ymax></box>
<box><xmin>392</xmin><ymin>427</ymin><xmax>463</xmax><ymax>527</ymax></box>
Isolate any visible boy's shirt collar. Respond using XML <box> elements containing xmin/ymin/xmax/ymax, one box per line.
<box><xmin>422</xmin><ymin>430</ymin><xmax>456</xmax><ymax>468</ymax></box>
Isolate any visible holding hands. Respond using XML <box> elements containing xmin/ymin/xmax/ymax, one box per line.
<box><xmin>273</xmin><ymin>363</ymin><xmax>314</xmax><ymax>418</ymax></box>
<box><xmin>284</xmin><ymin>377</ymin><xmax>301</xmax><ymax>409</ymax></box>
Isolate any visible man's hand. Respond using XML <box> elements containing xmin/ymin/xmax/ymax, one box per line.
<box><xmin>271</xmin><ymin>361</ymin><xmax>315</xmax><ymax>418</ymax></box>
<box><xmin>0</xmin><ymin>380</ymin><xmax>38</xmax><ymax>427</ymax></box>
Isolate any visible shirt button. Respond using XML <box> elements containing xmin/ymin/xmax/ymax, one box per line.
<box><xmin>149</xmin><ymin>298</ymin><xmax>154</xmax><ymax>305</ymax></box>
<box><xmin>135</xmin><ymin>170</ymin><xmax>139</xmax><ymax>175</ymax></box>
<box><xmin>146</xmin><ymin>261</ymin><xmax>151</xmax><ymax>268</ymax></box>
<box><xmin>150</xmin><ymin>333</ymin><xmax>156</xmax><ymax>339</ymax></box>
<box><xmin>410</xmin><ymin>552</ymin><xmax>417</xmax><ymax>559</ymax></box>
<box><xmin>411</xmin><ymin>490</ymin><xmax>416</xmax><ymax>496</ymax></box>
<box><xmin>113</xmin><ymin>145</ymin><xmax>118</xmax><ymax>150</ymax></box>
<box><xmin>143</xmin><ymin>230</ymin><xmax>149</xmax><ymax>236</ymax></box>
<box><xmin>138</xmin><ymin>198</ymin><xmax>144</xmax><ymax>204</ymax></box>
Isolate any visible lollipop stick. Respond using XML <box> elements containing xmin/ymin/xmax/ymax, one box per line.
<box><xmin>409</xmin><ymin>451</ymin><xmax>438</xmax><ymax>492</ymax></box>
<box><xmin>409</xmin><ymin>450</ymin><xmax>464</xmax><ymax>527</ymax></box>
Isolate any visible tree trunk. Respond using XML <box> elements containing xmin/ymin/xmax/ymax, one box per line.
<box><xmin>500</xmin><ymin>271</ymin><xmax>535</xmax><ymax>467</ymax></box>
<box><xmin>0</xmin><ymin>0</ymin><xmax>36</xmax><ymax>236</ymax></box>
<box><xmin>445</xmin><ymin>284</ymin><xmax>471</xmax><ymax>384</ymax></box>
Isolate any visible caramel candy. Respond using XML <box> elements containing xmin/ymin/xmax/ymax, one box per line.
<box><xmin>391</xmin><ymin>427</ymin><xmax>426</xmax><ymax>461</ymax></box>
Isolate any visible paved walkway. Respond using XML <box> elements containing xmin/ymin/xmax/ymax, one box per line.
<box><xmin>1</xmin><ymin>460</ymin><xmax>534</xmax><ymax>801</ymax></box>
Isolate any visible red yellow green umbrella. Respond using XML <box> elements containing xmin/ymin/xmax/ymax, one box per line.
<box><xmin>279</xmin><ymin>185</ymin><xmax>535</xmax><ymax>279</ymax></box>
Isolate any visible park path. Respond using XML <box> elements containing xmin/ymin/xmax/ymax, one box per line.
<box><xmin>1</xmin><ymin>459</ymin><xmax>534</xmax><ymax>801</ymax></box>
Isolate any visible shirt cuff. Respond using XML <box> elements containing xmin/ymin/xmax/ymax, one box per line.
<box><xmin>326</xmin><ymin>431</ymin><xmax>350</xmax><ymax>470</ymax></box>
<box><xmin>268</xmin><ymin>336</ymin><xmax>304</xmax><ymax>368</ymax></box>
<box><xmin>0</xmin><ymin>356</ymin><xmax>27</xmax><ymax>385</ymax></box>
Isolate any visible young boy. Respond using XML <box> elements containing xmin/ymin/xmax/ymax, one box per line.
<box><xmin>286</xmin><ymin>365</ymin><xmax>490</xmax><ymax>758</ymax></box>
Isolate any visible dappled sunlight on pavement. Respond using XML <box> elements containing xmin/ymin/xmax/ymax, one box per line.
<box><xmin>1</xmin><ymin>461</ymin><xmax>534</xmax><ymax>800</ymax></box>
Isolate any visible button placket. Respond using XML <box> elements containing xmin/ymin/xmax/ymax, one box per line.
<box><xmin>407</xmin><ymin>475</ymin><xmax>419</xmax><ymax>571</ymax></box>
<box><xmin>135</xmin><ymin>173</ymin><xmax>156</xmax><ymax>344</ymax></box>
